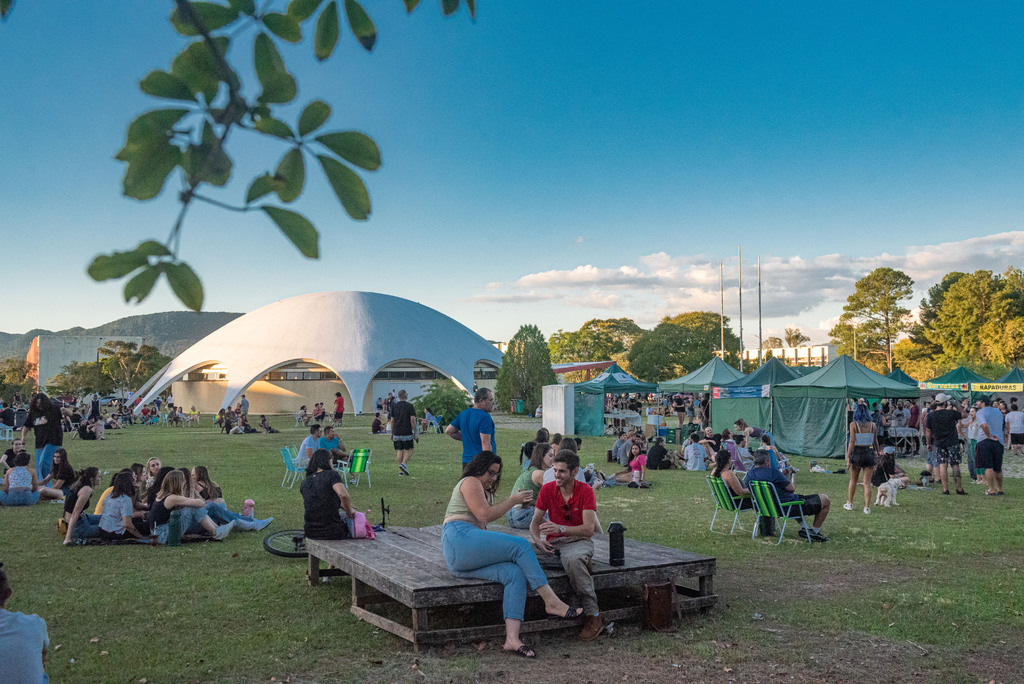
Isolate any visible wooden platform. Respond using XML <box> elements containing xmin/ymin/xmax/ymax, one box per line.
<box><xmin>305</xmin><ymin>525</ymin><xmax>716</xmax><ymax>649</ymax></box>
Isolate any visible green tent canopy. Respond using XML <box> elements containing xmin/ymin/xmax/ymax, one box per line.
<box><xmin>886</xmin><ymin>367</ymin><xmax>917</xmax><ymax>385</ymax></box>
<box><xmin>996</xmin><ymin>366</ymin><xmax>1024</xmax><ymax>383</ymax></box>
<box><xmin>659</xmin><ymin>357</ymin><xmax>745</xmax><ymax>393</ymax></box>
<box><xmin>771</xmin><ymin>355</ymin><xmax>921</xmax><ymax>458</ymax></box>
<box><xmin>724</xmin><ymin>357</ymin><xmax>801</xmax><ymax>387</ymax></box>
<box><xmin>574</xmin><ymin>362</ymin><xmax>658</xmax><ymax>394</ymax></box>
<box><xmin>921</xmin><ymin>366</ymin><xmax>991</xmax><ymax>400</ymax></box>
<box><xmin>709</xmin><ymin>357</ymin><xmax>801</xmax><ymax>434</ymax></box>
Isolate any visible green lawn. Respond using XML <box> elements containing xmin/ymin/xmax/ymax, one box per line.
<box><xmin>1</xmin><ymin>415</ymin><xmax>1021</xmax><ymax>683</ymax></box>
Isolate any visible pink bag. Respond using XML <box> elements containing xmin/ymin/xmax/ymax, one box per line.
<box><xmin>349</xmin><ymin>510</ymin><xmax>376</xmax><ymax>540</ymax></box>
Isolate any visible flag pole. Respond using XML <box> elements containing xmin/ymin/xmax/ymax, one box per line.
<box><xmin>758</xmin><ymin>256</ymin><xmax>763</xmax><ymax>364</ymax></box>
<box><xmin>720</xmin><ymin>262</ymin><xmax>724</xmax><ymax>356</ymax></box>
<box><xmin>738</xmin><ymin>246</ymin><xmax>744</xmax><ymax>372</ymax></box>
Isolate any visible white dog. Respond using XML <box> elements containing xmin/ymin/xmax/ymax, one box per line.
<box><xmin>874</xmin><ymin>477</ymin><xmax>902</xmax><ymax>507</ymax></box>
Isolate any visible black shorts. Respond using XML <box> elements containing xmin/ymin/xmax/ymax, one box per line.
<box><xmin>334</xmin><ymin>411</ymin><xmax>344</xmax><ymax>420</ymax></box>
<box><xmin>788</xmin><ymin>494</ymin><xmax>822</xmax><ymax>517</ymax></box>
<box><xmin>975</xmin><ymin>439</ymin><xmax>1004</xmax><ymax>473</ymax></box>
<box><xmin>393</xmin><ymin>437</ymin><xmax>414</xmax><ymax>451</ymax></box>
<box><xmin>849</xmin><ymin>446</ymin><xmax>876</xmax><ymax>469</ymax></box>
<box><xmin>1011</xmin><ymin>433</ymin><xmax>1024</xmax><ymax>445</ymax></box>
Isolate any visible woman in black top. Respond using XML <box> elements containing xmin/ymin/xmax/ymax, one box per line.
<box><xmin>300</xmin><ymin>449</ymin><xmax>356</xmax><ymax>539</ymax></box>
<box><xmin>22</xmin><ymin>392</ymin><xmax>64</xmax><ymax>482</ymax></box>
<box><xmin>64</xmin><ymin>467</ymin><xmax>102</xmax><ymax>544</ymax></box>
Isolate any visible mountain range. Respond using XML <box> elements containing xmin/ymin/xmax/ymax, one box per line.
<box><xmin>0</xmin><ymin>311</ymin><xmax>243</xmax><ymax>361</ymax></box>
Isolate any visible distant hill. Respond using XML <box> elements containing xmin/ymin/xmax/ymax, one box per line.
<box><xmin>0</xmin><ymin>311</ymin><xmax>243</xmax><ymax>360</ymax></box>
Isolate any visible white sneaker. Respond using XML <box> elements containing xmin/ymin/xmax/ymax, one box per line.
<box><xmin>843</xmin><ymin>502</ymin><xmax>853</xmax><ymax>511</ymax></box>
<box><xmin>863</xmin><ymin>507</ymin><xmax>870</xmax><ymax>515</ymax></box>
<box><xmin>214</xmin><ymin>520</ymin><xmax>236</xmax><ymax>540</ymax></box>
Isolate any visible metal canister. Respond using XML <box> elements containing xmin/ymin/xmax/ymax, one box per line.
<box><xmin>608</xmin><ymin>521</ymin><xmax>626</xmax><ymax>566</ymax></box>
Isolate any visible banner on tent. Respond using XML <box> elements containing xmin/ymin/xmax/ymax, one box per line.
<box><xmin>971</xmin><ymin>383</ymin><xmax>1024</xmax><ymax>393</ymax></box>
<box><xmin>919</xmin><ymin>382</ymin><xmax>969</xmax><ymax>391</ymax></box>
<box><xmin>712</xmin><ymin>385</ymin><xmax>770</xmax><ymax>399</ymax></box>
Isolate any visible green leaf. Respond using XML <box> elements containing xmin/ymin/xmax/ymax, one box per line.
<box><xmin>164</xmin><ymin>262</ymin><xmax>205</xmax><ymax>311</ymax></box>
<box><xmin>123</xmin><ymin>265</ymin><xmax>163</xmax><ymax>304</ymax></box>
<box><xmin>263</xmin><ymin>12</ymin><xmax>302</xmax><ymax>43</ymax></box>
<box><xmin>172</xmin><ymin>37</ymin><xmax>232</xmax><ymax>102</ymax></box>
<box><xmin>262</xmin><ymin>206</ymin><xmax>320</xmax><ymax>258</ymax></box>
<box><xmin>0</xmin><ymin>0</ymin><xmax>14</xmax><ymax>20</ymax></box>
<box><xmin>140</xmin><ymin>70</ymin><xmax>196</xmax><ymax>101</ymax></box>
<box><xmin>317</xmin><ymin>154</ymin><xmax>370</xmax><ymax>220</ymax></box>
<box><xmin>116</xmin><ymin>109</ymin><xmax>189</xmax><ymax>200</ymax></box>
<box><xmin>315</xmin><ymin>131</ymin><xmax>380</xmax><ymax>170</ymax></box>
<box><xmin>465</xmin><ymin>0</ymin><xmax>476</xmax><ymax>19</ymax></box>
<box><xmin>136</xmin><ymin>240</ymin><xmax>172</xmax><ymax>258</ymax></box>
<box><xmin>254</xmin><ymin>32</ymin><xmax>297</xmax><ymax>103</ymax></box>
<box><xmin>298</xmin><ymin>100</ymin><xmax>331</xmax><ymax>137</ymax></box>
<box><xmin>401</xmin><ymin>0</ymin><xmax>421</xmax><ymax>12</ymax></box>
<box><xmin>343</xmin><ymin>0</ymin><xmax>375</xmax><ymax>51</ymax></box>
<box><xmin>287</xmin><ymin>0</ymin><xmax>323</xmax><ymax>21</ymax></box>
<box><xmin>274</xmin><ymin>148</ymin><xmax>305</xmax><ymax>202</ymax></box>
<box><xmin>88</xmin><ymin>251</ymin><xmax>148</xmax><ymax>282</ymax></box>
<box><xmin>227</xmin><ymin>0</ymin><xmax>256</xmax><ymax>14</ymax></box>
<box><xmin>314</xmin><ymin>0</ymin><xmax>339</xmax><ymax>61</ymax></box>
<box><xmin>253</xmin><ymin>116</ymin><xmax>295</xmax><ymax>140</ymax></box>
<box><xmin>171</xmin><ymin>2</ymin><xmax>239</xmax><ymax>35</ymax></box>
<box><xmin>182</xmin><ymin>121</ymin><xmax>232</xmax><ymax>186</ymax></box>
<box><xmin>246</xmin><ymin>173</ymin><xmax>280</xmax><ymax>203</ymax></box>
<box><xmin>441</xmin><ymin>0</ymin><xmax>458</xmax><ymax>16</ymax></box>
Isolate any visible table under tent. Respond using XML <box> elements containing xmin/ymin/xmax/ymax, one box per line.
<box><xmin>709</xmin><ymin>357</ymin><xmax>801</xmax><ymax>435</ymax></box>
<box><xmin>770</xmin><ymin>355</ymin><xmax>921</xmax><ymax>458</ymax></box>
<box><xmin>544</xmin><ymin>363</ymin><xmax>658</xmax><ymax>437</ymax></box>
<box><xmin>919</xmin><ymin>366</ymin><xmax>991</xmax><ymax>402</ymax></box>
<box><xmin>658</xmin><ymin>358</ymin><xmax>746</xmax><ymax>436</ymax></box>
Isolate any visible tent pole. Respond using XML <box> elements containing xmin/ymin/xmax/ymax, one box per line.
<box><xmin>738</xmin><ymin>246</ymin><xmax>744</xmax><ymax>372</ymax></box>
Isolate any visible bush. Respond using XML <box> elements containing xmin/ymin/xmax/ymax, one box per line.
<box><xmin>411</xmin><ymin>379</ymin><xmax>470</xmax><ymax>425</ymax></box>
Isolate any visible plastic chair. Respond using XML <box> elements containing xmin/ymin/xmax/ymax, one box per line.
<box><xmin>747</xmin><ymin>479</ymin><xmax>810</xmax><ymax>545</ymax></box>
<box><xmin>706</xmin><ymin>475</ymin><xmax>755</xmax><ymax>535</ymax></box>
<box><xmin>281</xmin><ymin>447</ymin><xmax>303</xmax><ymax>488</ymax></box>
<box><xmin>344</xmin><ymin>449</ymin><xmax>371</xmax><ymax>488</ymax></box>
<box><xmin>0</xmin><ymin>425</ymin><xmax>12</xmax><ymax>441</ymax></box>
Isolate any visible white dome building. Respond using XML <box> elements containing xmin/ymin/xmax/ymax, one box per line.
<box><xmin>134</xmin><ymin>291</ymin><xmax>503</xmax><ymax>415</ymax></box>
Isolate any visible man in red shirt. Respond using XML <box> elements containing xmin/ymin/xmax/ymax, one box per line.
<box><xmin>333</xmin><ymin>392</ymin><xmax>345</xmax><ymax>426</ymax></box>
<box><xmin>530</xmin><ymin>450</ymin><xmax>604</xmax><ymax>641</ymax></box>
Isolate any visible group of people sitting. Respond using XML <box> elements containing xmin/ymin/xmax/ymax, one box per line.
<box><xmin>1</xmin><ymin>440</ymin><xmax>76</xmax><ymax>505</ymax></box>
<box><xmin>36</xmin><ymin>455</ymin><xmax>274</xmax><ymax>544</ymax></box>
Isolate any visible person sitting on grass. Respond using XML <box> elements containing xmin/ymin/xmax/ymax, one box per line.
<box><xmin>871</xmin><ymin>446</ymin><xmax>910</xmax><ymax>489</ymax></box>
<box><xmin>191</xmin><ymin>465</ymin><xmax>273</xmax><ymax>530</ymax></box>
<box><xmin>0</xmin><ymin>452</ymin><xmax>40</xmax><ymax>506</ymax></box>
<box><xmin>300</xmin><ymin>449</ymin><xmax>357</xmax><ymax>540</ymax></box>
<box><xmin>371</xmin><ymin>412</ymin><xmax>386</xmax><ymax>434</ymax></box>
<box><xmin>646</xmin><ymin>437</ymin><xmax>677</xmax><ymax>470</ymax></box>
<box><xmin>507</xmin><ymin>443</ymin><xmax>554</xmax><ymax>529</ymax></box>
<box><xmin>683</xmin><ymin>431</ymin><xmax>711</xmax><ymax>471</ymax></box>
<box><xmin>259</xmin><ymin>415</ymin><xmax>279</xmax><ymax>434</ymax></box>
<box><xmin>0</xmin><ymin>563</ymin><xmax>51</xmax><ymax>684</ymax></box>
<box><xmin>150</xmin><ymin>471</ymin><xmax>237</xmax><ymax>543</ymax></box>
<box><xmin>63</xmin><ymin>467</ymin><xmax>102</xmax><ymax>544</ymax></box>
<box><xmin>601</xmin><ymin>443</ymin><xmax>649</xmax><ymax>488</ymax></box>
<box><xmin>98</xmin><ymin>471</ymin><xmax>149</xmax><ymax>541</ymax></box>
<box><xmin>441</xmin><ymin>450</ymin><xmax>583</xmax><ymax>659</ymax></box>
<box><xmin>37</xmin><ymin>447</ymin><xmax>75</xmax><ymax>500</ymax></box>
<box><xmin>745</xmin><ymin>450</ymin><xmax>831</xmax><ymax>542</ymax></box>
<box><xmin>710</xmin><ymin>449</ymin><xmax>752</xmax><ymax>509</ymax></box>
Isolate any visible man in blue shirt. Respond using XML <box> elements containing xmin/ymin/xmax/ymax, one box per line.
<box><xmin>975</xmin><ymin>395</ymin><xmax>1005</xmax><ymax>495</ymax></box>
<box><xmin>745</xmin><ymin>450</ymin><xmax>832</xmax><ymax>542</ymax></box>
<box><xmin>446</xmin><ymin>388</ymin><xmax>497</xmax><ymax>464</ymax></box>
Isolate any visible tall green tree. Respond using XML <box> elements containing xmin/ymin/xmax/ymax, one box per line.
<box><xmin>763</xmin><ymin>336</ymin><xmax>784</xmax><ymax>349</ymax></box>
<box><xmin>626</xmin><ymin>323</ymin><xmax>687</xmax><ymax>381</ymax></box>
<box><xmin>829</xmin><ymin>267</ymin><xmax>913</xmax><ymax>372</ymax></box>
<box><xmin>548</xmin><ymin>318</ymin><xmax>644</xmax><ymax>363</ymax></box>
<box><xmin>924</xmin><ymin>270</ymin><xmax>1020</xmax><ymax>363</ymax></box>
<box><xmin>912</xmin><ymin>271</ymin><xmax>966</xmax><ymax>356</ymax></box>
<box><xmin>0</xmin><ymin>358</ymin><xmax>37</xmax><ymax>402</ymax></box>
<box><xmin>783</xmin><ymin>327</ymin><xmax>809</xmax><ymax>347</ymax></box>
<box><xmin>627</xmin><ymin>312</ymin><xmax>740</xmax><ymax>382</ymax></box>
<box><xmin>99</xmin><ymin>341</ymin><xmax>171</xmax><ymax>395</ymax></box>
<box><xmin>495</xmin><ymin>324</ymin><xmax>556</xmax><ymax>412</ymax></box>
<box><xmin>46</xmin><ymin>361</ymin><xmax>115</xmax><ymax>400</ymax></box>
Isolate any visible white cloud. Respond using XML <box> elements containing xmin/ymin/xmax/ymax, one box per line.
<box><xmin>575</xmin><ymin>236</ymin><xmax>584</xmax><ymax>244</ymax></box>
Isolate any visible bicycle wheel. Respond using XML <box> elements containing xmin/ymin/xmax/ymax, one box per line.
<box><xmin>263</xmin><ymin>529</ymin><xmax>307</xmax><ymax>558</ymax></box>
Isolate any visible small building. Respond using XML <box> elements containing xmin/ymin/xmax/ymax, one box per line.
<box><xmin>132</xmin><ymin>291</ymin><xmax>503</xmax><ymax>415</ymax></box>
<box><xmin>741</xmin><ymin>344</ymin><xmax>837</xmax><ymax>368</ymax></box>
<box><xmin>27</xmin><ymin>335</ymin><xmax>145</xmax><ymax>390</ymax></box>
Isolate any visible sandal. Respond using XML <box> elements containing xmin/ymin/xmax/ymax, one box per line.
<box><xmin>548</xmin><ymin>604</ymin><xmax>584</xmax><ymax>620</ymax></box>
<box><xmin>507</xmin><ymin>644</ymin><xmax>536</xmax><ymax>659</ymax></box>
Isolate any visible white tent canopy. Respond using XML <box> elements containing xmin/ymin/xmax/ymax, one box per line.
<box><xmin>133</xmin><ymin>291</ymin><xmax>504</xmax><ymax>414</ymax></box>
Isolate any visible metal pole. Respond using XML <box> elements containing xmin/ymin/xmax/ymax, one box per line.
<box><xmin>738</xmin><ymin>246</ymin><xmax>744</xmax><ymax>372</ymax></box>
<box><xmin>720</xmin><ymin>262</ymin><xmax>724</xmax><ymax>355</ymax></box>
<box><xmin>758</xmin><ymin>256</ymin><xmax>762</xmax><ymax>364</ymax></box>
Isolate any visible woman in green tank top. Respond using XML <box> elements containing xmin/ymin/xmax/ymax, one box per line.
<box><xmin>507</xmin><ymin>443</ymin><xmax>554</xmax><ymax>529</ymax></box>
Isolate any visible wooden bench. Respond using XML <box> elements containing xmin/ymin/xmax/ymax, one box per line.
<box><xmin>305</xmin><ymin>525</ymin><xmax>716</xmax><ymax>650</ymax></box>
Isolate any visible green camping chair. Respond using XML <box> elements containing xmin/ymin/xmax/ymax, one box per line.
<box><xmin>706</xmin><ymin>476</ymin><xmax>755</xmax><ymax>535</ymax></box>
<box><xmin>747</xmin><ymin>479</ymin><xmax>810</xmax><ymax>544</ymax></box>
<box><xmin>343</xmin><ymin>448</ymin><xmax>371</xmax><ymax>488</ymax></box>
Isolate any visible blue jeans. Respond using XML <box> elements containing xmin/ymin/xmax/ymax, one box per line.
<box><xmin>154</xmin><ymin>506</ymin><xmax>209</xmax><ymax>543</ymax></box>
<box><xmin>505</xmin><ymin>506</ymin><xmax>535</xmax><ymax>529</ymax></box>
<box><xmin>441</xmin><ymin>521</ymin><xmax>549</xmax><ymax>620</ymax></box>
<box><xmin>204</xmin><ymin>501</ymin><xmax>253</xmax><ymax>525</ymax></box>
<box><xmin>0</xmin><ymin>488</ymin><xmax>40</xmax><ymax>506</ymax></box>
<box><xmin>35</xmin><ymin>443</ymin><xmax>58</xmax><ymax>482</ymax></box>
<box><xmin>70</xmin><ymin>513</ymin><xmax>102</xmax><ymax>539</ymax></box>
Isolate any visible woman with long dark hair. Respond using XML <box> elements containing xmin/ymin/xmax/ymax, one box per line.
<box><xmin>64</xmin><ymin>467</ymin><xmax>102</xmax><ymax>543</ymax></box>
<box><xmin>98</xmin><ymin>471</ymin><xmax>147</xmax><ymax>540</ymax></box>
<box><xmin>21</xmin><ymin>392</ymin><xmax>64</xmax><ymax>481</ymax></box>
<box><xmin>710</xmin><ymin>449</ymin><xmax>752</xmax><ymax>508</ymax></box>
<box><xmin>507</xmin><ymin>443</ymin><xmax>555</xmax><ymax>528</ymax></box>
<box><xmin>38</xmin><ymin>447</ymin><xmax>75</xmax><ymax>499</ymax></box>
<box><xmin>442</xmin><ymin>451</ymin><xmax>582</xmax><ymax>658</ymax></box>
<box><xmin>845</xmin><ymin>400</ymin><xmax>878</xmax><ymax>514</ymax></box>
<box><xmin>301</xmin><ymin>449</ymin><xmax>357</xmax><ymax>539</ymax></box>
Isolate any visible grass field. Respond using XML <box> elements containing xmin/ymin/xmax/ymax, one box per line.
<box><xmin>1</xmin><ymin>414</ymin><xmax>1021</xmax><ymax>683</ymax></box>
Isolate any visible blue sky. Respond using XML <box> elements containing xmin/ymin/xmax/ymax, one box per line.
<box><xmin>2</xmin><ymin>1</ymin><xmax>1023</xmax><ymax>347</ymax></box>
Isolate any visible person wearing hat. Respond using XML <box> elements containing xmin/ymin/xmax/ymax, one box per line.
<box><xmin>926</xmin><ymin>394</ymin><xmax>967</xmax><ymax>495</ymax></box>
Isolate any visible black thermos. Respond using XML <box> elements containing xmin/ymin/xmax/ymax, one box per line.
<box><xmin>608</xmin><ymin>522</ymin><xmax>626</xmax><ymax>566</ymax></box>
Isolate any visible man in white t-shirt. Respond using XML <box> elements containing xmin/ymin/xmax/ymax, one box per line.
<box><xmin>1005</xmin><ymin>404</ymin><xmax>1024</xmax><ymax>456</ymax></box>
<box><xmin>683</xmin><ymin>432</ymin><xmax>710</xmax><ymax>471</ymax></box>
<box><xmin>0</xmin><ymin>564</ymin><xmax>49</xmax><ymax>684</ymax></box>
